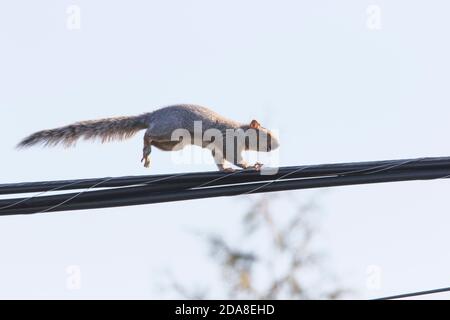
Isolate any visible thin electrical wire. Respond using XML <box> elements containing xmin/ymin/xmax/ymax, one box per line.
<box><xmin>374</xmin><ymin>286</ymin><xmax>450</xmax><ymax>300</ymax></box>
<box><xmin>0</xmin><ymin>179</ymin><xmax>85</xmax><ymax>210</ymax></box>
<box><xmin>36</xmin><ymin>177</ymin><xmax>116</xmax><ymax>214</ymax></box>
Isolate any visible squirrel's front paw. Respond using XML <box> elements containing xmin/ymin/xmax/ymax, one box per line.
<box><xmin>244</xmin><ymin>162</ymin><xmax>264</xmax><ymax>171</ymax></box>
<box><xmin>254</xmin><ymin>162</ymin><xmax>264</xmax><ymax>171</ymax></box>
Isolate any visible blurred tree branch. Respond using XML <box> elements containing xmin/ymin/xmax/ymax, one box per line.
<box><xmin>168</xmin><ymin>192</ymin><xmax>349</xmax><ymax>299</ymax></box>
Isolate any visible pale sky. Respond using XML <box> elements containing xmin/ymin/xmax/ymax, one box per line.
<box><xmin>1</xmin><ymin>0</ymin><xmax>450</xmax><ymax>299</ymax></box>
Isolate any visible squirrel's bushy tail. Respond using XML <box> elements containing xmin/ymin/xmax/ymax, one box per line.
<box><xmin>17</xmin><ymin>114</ymin><xmax>150</xmax><ymax>148</ymax></box>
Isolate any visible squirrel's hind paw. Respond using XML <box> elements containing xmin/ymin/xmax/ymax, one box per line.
<box><xmin>141</xmin><ymin>156</ymin><xmax>151</xmax><ymax>168</ymax></box>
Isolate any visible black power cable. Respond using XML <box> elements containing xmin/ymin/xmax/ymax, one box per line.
<box><xmin>1</xmin><ymin>167</ymin><xmax>449</xmax><ymax>216</ymax></box>
<box><xmin>2</xmin><ymin>156</ymin><xmax>450</xmax><ymax>195</ymax></box>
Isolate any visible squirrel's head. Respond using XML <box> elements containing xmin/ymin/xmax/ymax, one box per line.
<box><xmin>242</xmin><ymin>120</ymin><xmax>280</xmax><ymax>152</ymax></box>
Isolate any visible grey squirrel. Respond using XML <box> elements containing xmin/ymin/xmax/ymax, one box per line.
<box><xmin>17</xmin><ymin>104</ymin><xmax>279</xmax><ymax>171</ymax></box>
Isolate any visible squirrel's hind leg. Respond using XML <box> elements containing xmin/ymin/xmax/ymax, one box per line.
<box><xmin>211</xmin><ymin>149</ymin><xmax>234</xmax><ymax>172</ymax></box>
<box><xmin>230</xmin><ymin>152</ymin><xmax>263</xmax><ymax>171</ymax></box>
<box><xmin>141</xmin><ymin>134</ymin><xmax>152</xmax><ymax>168</ymax></box>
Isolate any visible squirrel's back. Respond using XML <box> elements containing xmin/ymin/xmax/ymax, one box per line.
<box><xmin>147</xmin><ymin>104</ymin><xmax>242</xmax><ymax>134</ymax></box>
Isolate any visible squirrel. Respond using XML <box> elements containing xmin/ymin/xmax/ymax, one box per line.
<box><xmin>17</xmin><ymin>104</ymin><xmax>279</xmax><ymax>171</ymax></box>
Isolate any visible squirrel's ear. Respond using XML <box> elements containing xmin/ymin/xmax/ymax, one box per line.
<box><xmin>250</xmin><ymin>120</ymin><xmax>261</xmax><ymax>129</ymax></box>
